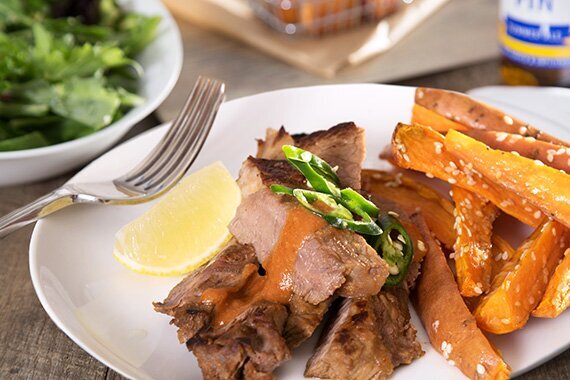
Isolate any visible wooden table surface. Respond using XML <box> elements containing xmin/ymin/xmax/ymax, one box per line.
<box><xmin>1</xmin><ymin>13</ymin><xmax>569</xmax><ymax>380</ymax></box>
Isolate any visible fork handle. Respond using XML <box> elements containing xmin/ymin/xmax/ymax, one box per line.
<box><xmin>0</xmin><ymin>188</ymin><xmax>73</xmax><ymax>239</ymax></box>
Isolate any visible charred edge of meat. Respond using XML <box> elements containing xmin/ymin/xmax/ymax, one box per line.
<box><xmin>292</xmin><ymin>122</ymin><xmax>358</xmax><ymax>144</ymax></box>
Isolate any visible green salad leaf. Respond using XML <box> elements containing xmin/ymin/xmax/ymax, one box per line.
<box><xmin>0</xmin><ymin>0</ymin><xmax>159</xmax><ymax>151</ymax></box>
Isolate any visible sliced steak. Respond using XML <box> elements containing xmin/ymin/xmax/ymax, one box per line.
<box><xmin>256</xmin><ymin>122</ymin><xmax>366</xmax><ymax>189</ymax></box>
<box><xmin>237</xmin><ymin>157</ymin><xmax>304</xmax><ymax>199</ymax></box>
<box><xmin>157</xmin><ymin>123</ymin><xmax>377</xmax><ymax>379</ymax></box>
<box><xmin>256</xmin><ymin>127</ymin><xmax>294</xmax><ymax>161</ymax></box>
<box><xmin>305</xmin><ymin>297</ymin><xmax>394</xmax><ymax>380</ymax></box>
<box><xmin>293</xmin><ymin>227</ymin><xmax>388</xmax><ymax>305</ymax></box>
<box><xmin>305</xmin><ymin>288</ymin><xmax>423</xmax><ymax>380</ymax></box>
<box><xmin>190</xmin><ymin>301</ymin><xmax>290</xmax><ymax>380</ymax></box>
<box><xmin>230</xmin><ymin>158</ymin><xmax>389</xmax><ymax>299</ymax></box>
<box><xmin>375</xmin><ymin>288</ymin><xmax>423</xmax><ymax>366</ymax></box>
<box><xmin>154</xmin><ymin>242</ymin><xmax>257</xmax><ymax>343</ymax></box>
<box><xmin>285</xmin><ymin>295</ymin><xmax>331</xmax><ymax>348</ymax></box>
<box><xmin>155</xmin><ymin>244</ymin><xmax>292</xmax><ymax>379</ymax></box>
<box><xmin>230</xmin><ymin>188</ymin><xmax>389</xmax><ymax>303</ymax></box>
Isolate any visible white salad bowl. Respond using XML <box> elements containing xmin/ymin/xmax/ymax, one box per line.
<box><xmin>0</xmin><ymin>0</ymin><xmax>183</xmax><ymax>187</ymax></box>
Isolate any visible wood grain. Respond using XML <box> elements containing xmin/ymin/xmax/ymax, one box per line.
<box><xmin>157</xmin><ymin>0</ymin><xmax>500</xmax><ymax>121</ymax></box>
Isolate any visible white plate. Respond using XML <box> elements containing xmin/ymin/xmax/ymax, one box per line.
<box><xmin>30</xmin><ymin>84</ymin><xmax>570</xmax><ymax>379</ymax></box>
<box><xmin>0</xmin><ymin>0</ymin><xmax>182</xmax><ymax>186</ymax></box>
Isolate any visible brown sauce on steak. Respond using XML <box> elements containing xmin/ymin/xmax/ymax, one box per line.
<box><xmin>201</xmin><ymin>207</ymin><xmax>325</xmax><ymax>327</ymax></box>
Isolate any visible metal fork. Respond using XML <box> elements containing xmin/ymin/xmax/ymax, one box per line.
<box><xmin>0</xmin><ymin>76</ymin><xmax>225</xmax><ymax>238</ymax></box>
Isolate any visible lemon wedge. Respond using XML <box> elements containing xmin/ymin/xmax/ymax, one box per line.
<box><xmin>113</xmin><ymin>161</ymin><xmax>240</xmax><ymax>276</ymax></box>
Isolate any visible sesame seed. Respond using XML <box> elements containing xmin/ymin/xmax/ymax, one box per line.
<box><xmin>519</xmin><ymin>126</ymin><xmax>528</xmax><ymax>134</ymax></box>
<box><xmin>524</xmin><ymin>206</ymin><xmax>533</xmax><ymax>212</ymax></box>
<box><xmin>445</xmin><ymin>112</ymin><xmax>452</xmax><ymax>118</ymax></box>
<box><xmin>448</xmin><ymin>360</ymin><xmax>455</xmax><ymax>367</ymax></box>
<box><xmin>502</xmin><ymin>251</ymin><xmax>509</xmax><ymax>260</ymax></box>
<box><xmin>441</xmin><ymin>341</ymin><xmax>447</xmax><ymax>351</ymax></box>
<box><xmin>511</xmin><ymin>151</ymin><xmax>521</xmax><ymax>156</ymax></box>
<box><xmin>556</xmin><ymin>148</ymin><xmax>565</xmax><ymax>155</ymax></box>
<box><xmin>473</xmin><ymin>286</ymin><xmax>483</xmax><ymax>295</ymax></box>
<box><xmin>417</xmin><ymin>89</ymin><xmax>424</xmax><ymax>99</ymax></box>
<box><xmin>525</xmin><ymin>136</ymin><xmax>535</xmax><ymax>142</ymax></box>
<box><xmin>552</xmin><ymin>228</ymin><xmax>557</xmax><ymax>237</ymax></box>
<box><xmin>482</xmin><ymin>183</ymin><xmax>489</xmax><ymax>189</ymax></box>
<box><xmin>448</xmin><ymin>178</ymin><xmax>457</xmax><ymax>184</ymax></box>
<box><xmin>418</xmin><ymin>240</ymin><xmax>427</xmax><ymax>252</ymax></box>
<box><xmin>529</xmin><ymin>296</ymin><xmax>535</xmax><ymax>304</ymax></box>
<box><xmin>425</xmin><ymin>172</ymin><xmax>434</xmax><ymax>178</ymax></box>
<box><xmin>403</xmin><ymin>153</ymin><xmax>411</xmax><ymax>162</ymax></box>
<box><xmin>388</xmin><ymin>265</ymin><xmax>400</xmax><ymax>275</ymax></box>
<box><xmin>531</xmin><ymin>251</ymin><xmax>536</xmax><ymax>261</ymax></box>
<box><xmin>501</xmin><ymin>318</ymin><xmax>510</xmax><ymax>324</ymax></box>
<box><xmin>477</xmin><ymin>364</ymin><xmax>486</xmax><ymax>375</ymax></box>
<box><xmin>387</xmin><ymin>211</ymin><xmax>399</xmax><ymax>217</ymax></box>
<box><xmin>434</xmin><ymin>142</ymin><xmax>443</xmax><ymax>154</ymax></box>
<box><xmin>496</xmin><ymin>132</ymin><xmax>508</xmax><ymax>142</ymax></box>
<box><xmin>432</xmin><ymin>320</ymin><xmax>440</xmax><ymax>331</ymax></box>
<box><xmin>534</xmin><ymin>211</ymin><xmax>542</xmax><ymax>219</ymax></box>
<box><xmin>503</xmin><ymin>115</ymin><xmax>514</xmax><ymax>125</ymax></box>
<box><xmin>534</xmin><ymin>159</ymin><xmax>545</xmax><ymax>166</ymax></box>
<box><xmin>547</xmin><ymin>154</ymin><xmax>554</xmax><ymax>162</ymax></box>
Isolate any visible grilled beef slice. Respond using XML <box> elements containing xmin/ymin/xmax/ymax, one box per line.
<box><xmin>229</xmin><ymin>158</ymin><xmax>389</xmax><ymax>302</ymax></box>
<box><xmin>154</xmin><ymin>242</ymin><xmax>257</xmax><ymax>343</ymax></box>
<box><xmin>305</xmin><ymin>288</ymin><xmax>423</xmax><ymax>380</ymax></box>
<box><xmin>155</xmin><ymin>243</ymin><xmax>292</xmax><ymax>379</ymax></box>
<box><xmin>156</xmin><ymin>123</ymin><xmax>385</xmax><ymax>378</ymax></box>
<box><xmin>256</xmin><ymin>122</ymin><xmax>365</xmax><ymax>190</ymax></box>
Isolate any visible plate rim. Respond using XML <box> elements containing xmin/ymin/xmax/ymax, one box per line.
<box><xmin>28</xmin><ymin>82</ymin><xmax>570</xmax><ymax>379</ymax></box>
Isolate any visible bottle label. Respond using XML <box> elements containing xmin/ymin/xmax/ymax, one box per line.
<box><xmin>500</xmin><ymin>0</ymin><xmax>570</xmax><ymax>69</ymax></box>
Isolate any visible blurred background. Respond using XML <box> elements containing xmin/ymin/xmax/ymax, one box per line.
<box><xmin>158</xmin><ymin>0</ymin><xmax>500</xmax><ymax>120</ymax></box>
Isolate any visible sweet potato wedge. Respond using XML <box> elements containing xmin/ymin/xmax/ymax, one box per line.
<box><xmin>412</xmin><ymin>104</ymin><xmax>469</xmax><ymax>132</ymax></box>
<box><xmin>414</xmin><ymin>216</ymin><xmax>511</xmax><ymax>379</ymax></box>
<box><xmin>415</xmin><ymin>87</ymin><xmax>568</xmax><ymax>147</ymax></box>
<box><xmin>444</xmin><ymin>129</ymin><xmax>570</xmax><ymax>229</ymax></box>
<box><xmin>392</xmin><ymin>123</ymin><xmax>541</xmax><ymax>227</ymax></box>
<box><xmin>533</xmin><ymin>248</ymin><xmax>570</xmax><ymax>318</ymax></box>
<box><xmin>490</xmin><ymin>235</ymin><xmax>516</xmax><ymax>280</ymax></box>
<box><xmin>475</xmin><ymin>220</ymin><xmax>569</xmax><ymax>334</ymax></box>
<box><xmin>362</xmin><ymin>169</ymin><xmax>455</xmax><ymax>249</ymax></box>
<box><xmin>451</xmin><ymin>186</ymin><xmax>499</xmax><ymax>297</ymax></box>
<box><xmin>465</xmin><ymin>130</ymin><xmax>570</xmax><ymax>173</ymax></box>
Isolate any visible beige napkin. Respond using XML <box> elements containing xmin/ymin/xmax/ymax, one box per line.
<box><xmin>163</xmin><ymin>0</ymin><xmax>450</xmax><ymax>78</ymax></box>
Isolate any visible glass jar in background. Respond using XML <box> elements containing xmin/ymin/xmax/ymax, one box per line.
<box><xmin>499</xmin><ymin>0</ymin><xmax>570</xmax><ymax>87</ymax></box>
